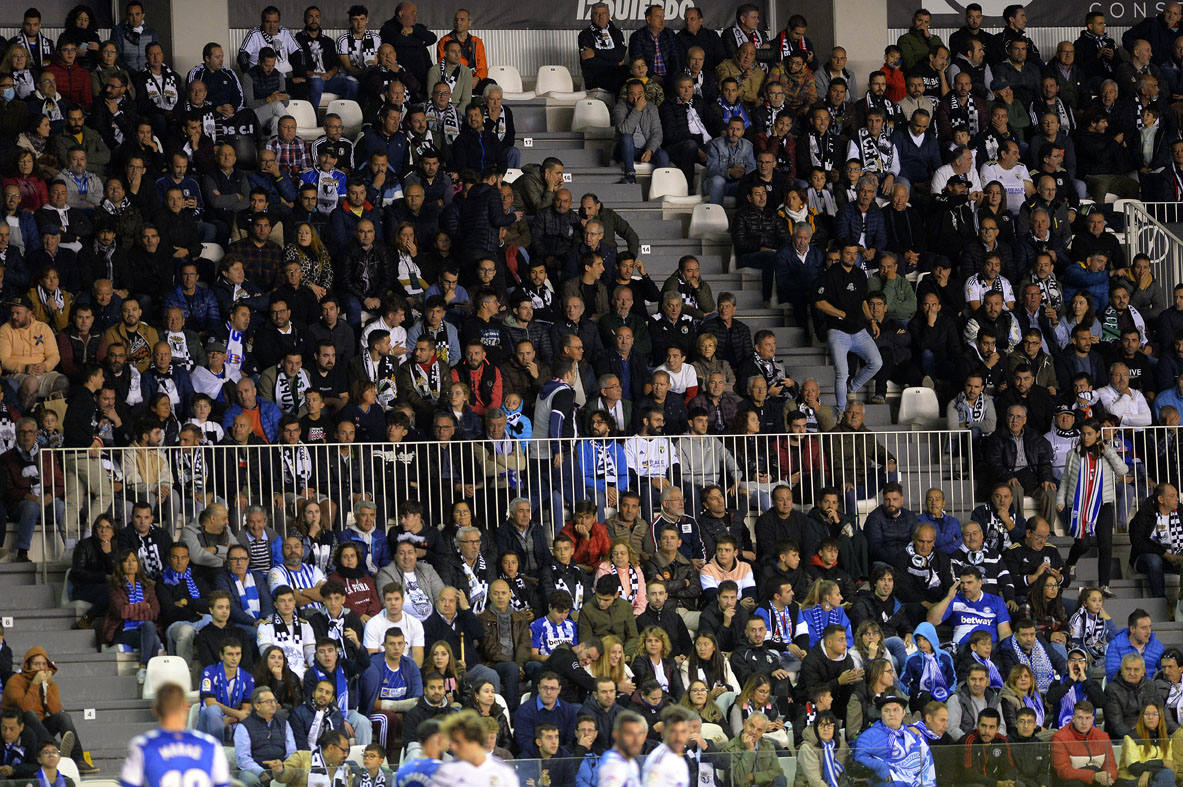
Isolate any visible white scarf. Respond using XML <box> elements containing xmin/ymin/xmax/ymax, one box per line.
<box><xmin>275</xmin><ymin>369</ymin><xmax>311</xmax><ymax>413</ymax></box>
<box><xmin>608</xmin><ymin>562</ymin><xmax>641</xmax><ymax>602</ymax></box>
<box><xmin>36</xmin><ymin>284</ymin><xmax>64</xmax><ymax>312</ymax></box>
<box><xmin>857</xmin><ymin>127</ymin><xmax>894</xmax><ymax>173</ymax></box>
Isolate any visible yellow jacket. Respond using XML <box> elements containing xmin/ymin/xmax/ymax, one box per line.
<box><xmin>274</xmin><ymin>750</ymin><xmax>354</xmax><ymax>787</ymax></box>
<box><xmin>1118</xmin><ymin>734</ymin><xmax>1171</xmax><ymax>781</ymax></box>
<box><xmin>0</xmin><ymin>319</ymin><xmax>59</xmax><ymax>373</ymax></box>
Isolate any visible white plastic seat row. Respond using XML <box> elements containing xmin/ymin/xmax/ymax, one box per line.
<box><xmin>287</xmin><ymin>98</ymin><xmax>364</xmax><ymax>141</ymax></box>
<box><xmin>488</xmin><ymin>64</ymin><xmax>586</xmax><ymax>102</ymax></box>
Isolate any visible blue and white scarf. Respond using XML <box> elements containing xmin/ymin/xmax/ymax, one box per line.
<box><xmin>234</xmin><ymin>572</ymin><xmax>262</xmax><ymax>618</ymax></box>
<box><xmin>162</xmin><ymin>566</ymin><xmax>200</xmax><ymax>599</ymax></box>
<box><xmin>820</xmin><ymin>737</ymin><xmax>845</xmax><ymax>787</ymax></box>
<box><xmin>1056</xmin><ymin>681</ymin><xmax>1082</xmax><ymax>728</ymax></box>
<box><xmin>918</xmin><ymin>651</ymin><xmax>950</xmax><ymax>701</ymax></box>
<box><xmin>124</xmin><ymin>580</ymin><xmax>145</xmax><ymax>631</ymax></box>
<box><xmin>972</xmin><ymin>651</ymin><xmax>1004</xmax><ymax>688</ymax></box>
<box><xmin>1023</xmin><ymin>692</ymin><xmax>1045</xmax><ymax>728</ymax></box>
<box><xmin>1009</xmin><ymin>637</ymin><xmax>1056</xmax><ymax>693</ymax></box>
<box><xmin>36</xmin><ymin>768</ymin><xmax>67</xmax><ymax>787</ymax></box>
<box><xmin>1069</xmin><ymin>453</ymin><xmax>1104</xmax><ymax>539</ymax></box>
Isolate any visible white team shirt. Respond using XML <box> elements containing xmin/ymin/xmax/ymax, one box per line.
<box><xmin>431</xmin><ymin>753</ymin><xmax>519</xmax><ymax>787</ymax></box>
<box><xmin>363</xmin><ymin>610</ymin><xmax>426</xmax><ymax>651</ymax></box>
<box><xmin>598</xmin><ymin>749</ymin><xmax>643</xmax><ymax>787</ymax></box>
<box><xmin>642</xmin><ymin>744</ymin><xmax>690</xmax><ymax>787</ymax></box>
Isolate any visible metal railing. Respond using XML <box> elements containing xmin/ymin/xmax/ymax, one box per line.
<box><xmin>35</xmin><ymin>422</ymin><xmax>1183</xmax><ymax>570</ymax></box>
<box><xmin>1121</xmin><ymin>200</ymin><xmax>1183</xmax><ymax>312</ymax></box>
<box><xmin>39</xmin><ymin>428</ymin><xmax>978</xmax><ymax>554</ymax></box>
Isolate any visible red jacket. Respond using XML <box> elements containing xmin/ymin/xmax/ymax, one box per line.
<box><xmin>451</xmin><ymin>359</ymin><xmax>502</xmax><ymax>415</ymax></box>
<box><xmin>0</xmin><ymin>445</ymin><xmax>64</xmax><ymax>507</ymax></box>
<box><xmin>559</xmin><ymin>520</ymin><xmax>611</xmax><ymax>568</ymax></box>
<box><xmin>1051</xmin><ymin>722</ymin><xmax>1117</xmax><ymax>784</ymax></box>
<box><xmin>45</xmin><ymin>61</ymin><xmax>92</xmax><ymax>109</ymax></box>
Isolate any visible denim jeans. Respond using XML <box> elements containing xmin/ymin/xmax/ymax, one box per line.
<box><xmin>617</xmin><ymin>135</ymin><xmax>670</xmax><ymax>175</ymax></box>
<box><xmin>884</xmin><ymin>636</ymin><xmax>909</xmax><ymax>673</ymax></box>
<box><xmin>12</xmin><ymin>498</ymin><xmax>65</xmax><ymax>551</ymax></box>
<box><xmin>704</xmin><ymin>175</ymin><xmax>739</xmax><ymax>205</ymax></box>
<box><xmin>505</xmin><ymin>146</ymin><xmax>522</xmax><ymax>169</ymax></box>
<box><xmin>115</xmin><ymin>620</ymin><xmax>162</xmax><ymax>665</ymax></box>
<box><xmin>1134</xmin><ymin>552</ymin><xmax>1180</xmax><ymax>600</ymax></box>
<box><xmin>306</xmin><ymin>73</ymin><xmax>358</xmax><ymax>109</ymax></box>
<box><xmin>827</xmin><ymin>328</ymin><xmax>883</xmax><ymax>411</ymax></box>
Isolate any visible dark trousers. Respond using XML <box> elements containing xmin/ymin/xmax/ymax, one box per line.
<box><xmin>664</xmin><ymin>140</ymin><xmax>701</xmax><ymax>184</ymax></box>
<box><xmin>1134</xmin><ymin>551</ymin><xmax>1182</xmax><ymax>600</ymax></box>
<box><xmin>1066</xmin><ymin>502</ymin><xmax>1116</xmax><ymax>586</ymax></box>
<box><xmin>23</xmin><ymin>710</ymin><xmax>83</xmax><ymax>760</ymax></box>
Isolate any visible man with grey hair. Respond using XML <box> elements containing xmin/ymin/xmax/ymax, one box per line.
<box><xmin>237</xmin><ymin>505</ymin><xmax>281</xmax><ymax>573</ymax></box>
<box><xmin>577</xmin><ymin>1</ymin><xmax>628</xmax><ymax>100</ymax></box>
<box><xmin>339</xmin><ymin>500</ymin><xmax>391</xmax><ymax>574</ymax></box>
<box><xmin>835</xmin><ymin>173</ymin><xmax>887</xmax><ymax>266</ymax></box>
<box><xmin>982</xmin><ymin>403</ymin><xmax>1057</xmax><ymax>522</ymax></box>
<box><xmin>443</xmin><ymin>526</ymin><xmax>494</xmax><ymax>613</ymax></box>
<box><xmin>233</xmin><ymin>686</ymin><xmax>297</xmax><ymax>787</ymax></box>
<box><xmin>494</xmin><ymin>497</ymin><xmax>550</xmax><ymax>576</ymax></box>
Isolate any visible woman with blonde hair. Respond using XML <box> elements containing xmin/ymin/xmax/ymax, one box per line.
<box><xmin>799</xmin><ymin>578</ymin><xmax>854</xmax><ymax>648</ymax></box>
<box><xmin>692</xmin><ymin>332</ymin><xmax>737</xmax><ymax>394</ymax></box>
<box><xmin>594</xmin><ymin>634</ymin><xmax>635</xmax><ymax>700</ymax></box>
<box><xmin>1</xmin><ymin>45</ymin><xmax>35</xmax><ymax>98</ymax></box>
<box><xmin>1117</xmin><ymin>702</ymin><xmax>1173</xmax><ymax>786</ymax></box>
<box><xmin>999</xmin><ymin>663</ymin><xmax>1046</xmax><ymax>734</ymax></box>
<box><xmin>594</xmin><ymin>538</ymin><xmax>647</xmax><ymax>615</ymax></box>
<box><xmin>282</xmin><ymin>222</ymin><xmax>333</xmax><ymax>299</ymax></box>
<box><xmin>630</xmin><ymin>626</ymin><xmax>683</xmax><ymax>698</ymax></box>
<box><xmin>679</xmin><ymin>679</ymin><xmax>731</xmax><ymax>738</ymax></box>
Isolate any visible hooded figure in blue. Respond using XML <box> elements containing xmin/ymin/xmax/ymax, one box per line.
<box><xmin>853</xmin><ymin>694</ymin><xmax>937</xmax><ymax>787</ymax></box>
<box><xmin>901</xmin><ymin>621</ymin><xmax>957</xmax><ymax>711</ymax></box>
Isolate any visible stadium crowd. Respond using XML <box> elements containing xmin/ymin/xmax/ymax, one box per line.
<box><xmin>6</xmin><ymin>0</ymin><xmax>1183</xmax><ymax>784</ymax></box>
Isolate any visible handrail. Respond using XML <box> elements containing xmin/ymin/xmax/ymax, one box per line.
<box><xmin>1121</xmin><ymin>200</ymin><xmax>1183</xmax><ymax>312</ymax></box>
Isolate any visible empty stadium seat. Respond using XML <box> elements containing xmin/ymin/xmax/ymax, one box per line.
<box><xmin>570</xmin><ymin>99</ymin><xmax>610</xmax><ymax>132</ymax></box>
<box><xmin>648</xmin><ymin>167</ymin><xmax>703</xmax><ymax>207</ymax></box>
<box><xmin>318</xmin><ymin>92</ymin><xmax>339</xmax><ymax>110</ymax></box>
<box><xmin>504</xmin><ymin>168</ymin><xmax>523</xmax><ymax>183</ymax></box>
<box><xmin>534</xmin><ymin>65</ymin><xmax>586</xmax><ymax>102</ymax></box>
<box><xmin>487</xmin><ymin>65</ymin><xmax>535</xmax><ymax>101</ymax></box>
<box><xmin>688</xmin><ymin>203</ymin><xmax>729</xmax><ymax>239</ymax></box>
<box><xmin>200</xmin><ymin>242</ymin><xmax>224</xmax><ymax>264</ymax></box>
<box><xmin>897</xmin><ymin>386</ymin><xmax>941</xmax><ymax>429</ymax></box>
<box><xmin>327</xmin><ymin>99</ymin><xmax>364</xmax><ymax>138</ymax></box>
<box><xmin>141</xmin><ymin>655</ymin><xmax>195</xmax><ymax>700</ymax></box>
<box><xmin>347</xmin><ymin>744</ymin><xmax>366</xmax><ymax>765</ymax></box>
<box><xmin>287</xmin><ymin>99</ymin><xmax>321</xmax><ymax>141</ymax></box>
<box><xmin>58</xmin><ymin>758</ymin><xmax>81</xmax><ymax>784</ymax></box>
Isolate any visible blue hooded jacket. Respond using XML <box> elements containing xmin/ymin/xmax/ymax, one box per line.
<box><xmin>901</xmin><ymin>622</ymin><xmax>957</xmax><ymax>701</ymax></box>
<box><xmin>853</xmin><ymin>716</ymin><xmax>937</xmax><ymax>786</ymax></box>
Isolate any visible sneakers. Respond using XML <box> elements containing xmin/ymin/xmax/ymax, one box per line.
<box><xmin>1100</xmin><ymin>585</ymin><xmax>1114</xmax><ymax>598</ymax></box>
<box><xmin>136</xmin><ymin>667</ymin><xmax>147</xmax><ymax>685</ymax></box>
<box><xmin>78</xmin><ymin>752</ymin><xmax>99</xmax><ymax>774</ymax></box>
<box><xmin>72</xmin><ymin>614</ymin><xmax>93</xmax><ymax>630</ymax></box>
<box><xmin>13</xmin><ymin>550</ymin><xmax>30</xmax><ymax>563</ymax></box>
<box><xmin>619</xmin><ymin>174</ymin><xmax>637</xmax><ymax>184</ymax></box>
<box><xmin>60</xmin><ymin>732</ymin><xmax>75</xmax><ymax>760</ymax></box>
<box><xmin>868</xmin><ymin>394</ymin><xmax>886</xmax><ymax>404</ymax></box>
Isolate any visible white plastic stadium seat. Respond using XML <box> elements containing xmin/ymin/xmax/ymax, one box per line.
<box><xmin>60</xmin><ymin>567</ymin><xmax>92</xmax><ymax>618</ymax></box>
<box><xmin>327</xmin><ymin>99</ymin><xmax>364</xmax><ymax>138</ymax></box>
<box><xmin>688</xmin><ymin>203</ymin><xmax>729</xmax><ymax>239</ymax></box>
<box><xmin>897</xmin><ymin>386</ymin><xmax>941</xmax><ymax>428</ymax></box>
<box><xmin>534</xmin><ymin>65</ymin><xmax>586</xmax><ymax>102</ymax></box>
<box><xmin>347</xmin><ymin>745</ymin><xmax>366</xmax><ymax>765</ymax></box>
<box><xmin>648</xmin><ymin>167</ymin><xmax>703</xmax><ymax>207</ymax></box>
<box><xmin>570</xmin><ymin>99</ymin><xmax>611</xmax><ymax>132</ymax></box>
<box><xmin>141</xmin><ymin>655</ymin><xmax>195</xmax><ymax>700</ymax></box>
<box><xmin>503</xmin><ymin>168</ymin><xmax>523</xmax><ymax>183</ymax></box>
<box><xmin>1112</xmin><ymin>198</ymin><xmax>1143</xmax><ymax>214</ymax></box>
<box><xmin>318</xmin><ymin>92</ymin><xmax>339</xmax><ymax>110</ymax></box>
<box><xmin>200</xmin><ymin>242</ymin><xmax>224</xmax><ymax>264</ymax></box>
<box><xmin>287</xmin><ymin>99</ymin><xmax>321</xmax><ymax>141</ymax></box>
<box><xmin>58</xmin><ymin>758</ymin><xmax>80</xmax><ymax>785</ymax></box>
<box><xmin>488</xmin><ymin>65</ymin><xmax>535</xmax><ymax>101</ymax></box>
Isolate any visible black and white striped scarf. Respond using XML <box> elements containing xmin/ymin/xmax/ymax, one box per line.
<box><xmin>608</xmin><ymin>562</ymin><xmax>641</xmax><ymax>602</ymax></box>
<box><xmin>946</xmin><ymin>92</ymin><xmax>981</xmax><ymax>136</ymax></box>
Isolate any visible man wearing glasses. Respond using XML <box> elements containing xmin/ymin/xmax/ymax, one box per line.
<box><xmin>232</xmin><ymin>687</ymin><xmax>296</xmax><ymax>787</ymax></box>
<box><xmin>214</xmin><ymin>545</ymin><xmax>276</xmax><ymax>638</ymax></box>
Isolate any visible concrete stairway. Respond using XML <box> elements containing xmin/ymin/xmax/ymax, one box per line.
<box><xmin>0</xmin><ymin>563</ymin><xmax>154</xmax><ymax>775</ymax></box>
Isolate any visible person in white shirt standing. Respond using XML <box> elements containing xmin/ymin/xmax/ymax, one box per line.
<box><xmin>431</xmin><ymin>709</ymin><xmax>518</xmax><ymax>787</ymax></box>
<box><xmin>642</xmin><ymin>705</ymin><xmax>693</xmax><ymax>787</ymax></box>
<box><xmin>597</xmin><ymin>710</ymin><xmax>648</xmax><ymax>787</ymax></box>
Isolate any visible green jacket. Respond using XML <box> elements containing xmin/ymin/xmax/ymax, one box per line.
<box><xmin>722</xmin><ymin>733</ymin><xmax>783</xmax><ymax>787</ymax></box>
<box><xmin>512</xmin><ymin>163</ymin><xmax>554</xmax><ymax>215</ymax></box>
<box><xmin>576</xmin><ymin>596</ymin><xmax>639</xmax><ymax>656</ymax></box>
<box><xmin>867</xmin><ymin>274</ymin><xmax>917</xmax><ymax>324</ymax></box>
<box><xmin>596</xmin><ymin>205</ymin><xmax>640</xmax><ymax>257</ymax></box>
<box><xmin>897</xmin><ymin>29</ymin><xmax>944</xmax><ymax>71</ymax></box>
<box><xmin>662</xmin><ymin>273</ymin><xmax>716</xmax><ymax>319</ymax></box>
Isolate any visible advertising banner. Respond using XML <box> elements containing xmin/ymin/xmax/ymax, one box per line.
<box><xmin>887</xmin><ymin>0</ymin><xmax>1168</xmax><ymax>28</ymax></box>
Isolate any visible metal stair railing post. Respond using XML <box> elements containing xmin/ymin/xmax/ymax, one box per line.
<box><xmin>1122</xmin><ymin>201</ymin><xmax>1183</xmax><ymax>311</ymax></box>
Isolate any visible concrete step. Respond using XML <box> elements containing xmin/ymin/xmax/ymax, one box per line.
<box><xmin>56</xmin><ymin>674</ymin><xmax>143</xmax><ymax>702</ymax></box>
<box><xmin>4</xmin><ymin>608</ymin><xmax>81</xmax><ymax>630</ymax></box>
<box><xmin>521</xmin><ymin>146</ymin><xmax>603</xmax><ymax>167</ymax></box>
<box><xmin>7</xmin><ymin>628</ymin><xmax>102</xmax><ymax>655</ymax></box>
<box><xmin>0</xmin><ymin>583</ymin><xmax>58</xmax><ymax>607</ymax></box>
<box><xmin>568</xmin><ymin>182</ymin><xmax>643</xmax><ymax>203</ymax></box>
<box><xmin>507</xmin><ymin>101</ymin><xmax>549</xmax><ymax>133</ymax></box>
<box><xmin>48</xmin><ymin>653</ymin><xmax>126</xmax><ymax>676</ymax></box>
<box><xmin>62</xmin><ymin>699</ymin><xmax>156</xmax><ymax>724</ymax></box>
<box><xmin>73</xmin><ymin>719</ymin><xmax>157</xmax><ymax>750</ymax></box>
<box><xmin>622</xmin><ymin>220</ymin><xmax>687</xmax><ymax>240</ymax></box>
<box><xmin>518</xmin><ymin>131</ymin><xmax>593</xmax><ymax>150</ymax></box>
